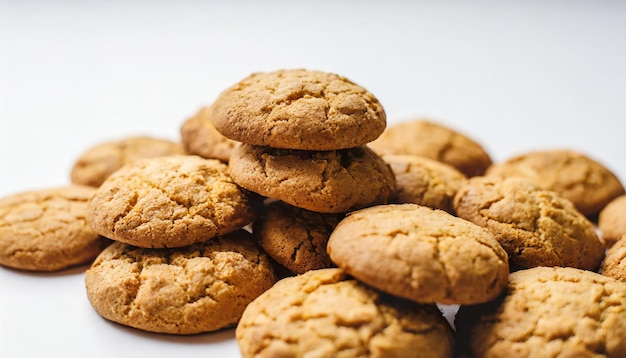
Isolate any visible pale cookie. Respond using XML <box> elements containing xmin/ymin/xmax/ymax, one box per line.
<box><xmin>236</xmin><ymin>268</ymin><xmax>455</xmax><ymax>358</ymax></box>
<box><xmin>327</xmin><ymin>204</ymin><xmax>509</xmax><ymax>305</ymax></box>
<box><xmin>210</xmin><ymin>69</ymin><xmax>386</xmax><ymax>150</ymax></box>
<box><xmin>253</xmin><ymin>201</ymin><xmax>343</xmax><ymax>274</ymax></box>
<box><xmin>87</xmin><ymin>155</ymin><xmax>257</xmax><ymax>248</ymax></box>
<box><xmin>85</xmin><ymin>230</ymin><xmax>276</xmax><ymax>335</ymax></box>
<box><xmin>454</xmin><ymin>176</ymin><xmax>605</xmax><ymax>270</ymax></box>
<box><xmin>368</xmin><ymin>119</ymin><xmax>492</xmax><ymax>177</ymax></box>
<box><xmin>180</xmin><ymin>106</ymin><xmax>240</xmax><ymax>162</ymax></box>
<box><xmin>383</xmin><ymin>154</ymin><xmax>467</xmax><ymax>213</ymax></box>
<box><xmin>71</xmin><ymin>136</ymin><xmax>185</xmax><ymax>187</ymax></box>
<box><xmin>456</xmin><ymin>266</ymin><xmax>626</xmax><ymax>358</ymax></box>
<box><xmin>601</xmin><ymin>235</ymin><xmax>626</xmax><ymax>282</ymax></box>
<box><xmin>599</xmin><ymin>195</ymin><xmax>626</xmax><ymax>247</ymax></box>
<box><xmin>0</xmin><ymin>185</ymin><xmax>110</xmax><ymax>271</ymax></box>
<box><xmin>229</xmin><ymin>145</ymin><xmax>396</xmax><ymax>213</ymax></box>
<box><xmin>486</xmin><ymin>149</ymin><xmax>625</xmax><ymax>216</ymax></box>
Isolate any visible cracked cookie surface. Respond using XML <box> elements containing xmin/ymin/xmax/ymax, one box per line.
<box><xmin>0</xmin><ymin>185</ymin><xmax>110</xmax><ymax>271</ymax></box>
<box><xmin>180</xmin><ymin>106</ymin><xmax>240</xmax><ymax>162</ymax></box>
<box><xmin>236</xmin><ymin>268</ymin><xmax>455</xmax><ymax>358</ymax></box>
<box><xmin>85</xmin><ymin>229</ymin><xmax>276</xmax><ymax>334</ymax></box>
<box><xmin>229</xmin><ymin>145</ymin><xmax>396</xmax><ymax>213</ymax></box>
<box><xmin>456</xmin><ymin>266</ymin><xmax>626</xmax><ymax>358</ymax></box>
<box><xmin>327</xmin><ymin>204</ymin><xmax>509</xmax><ymax>305</ymax></box>
<box><xmin>210</xmin><ymin>69</ymin><xmax>386</xmax><ymax>150</ymax></box>
<box><xmin>87</xmin><ymin>155</ymin><xmax>257</xmax><ymax>248</ymax></box>
<box><xmin>601</xmin><ymin>235</ymin><xmax>626</xmax><ymax>282</ymax></box>
<box><xmin>599</xmin><ymin>195</ymin><xmax>626</xmax><ymax>248</ymax></box>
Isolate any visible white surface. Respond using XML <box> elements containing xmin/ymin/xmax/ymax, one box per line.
<box><xmin>1</xmin><ymin>1</ymin><xmax>625</xmax><ymax>357</ymax></box>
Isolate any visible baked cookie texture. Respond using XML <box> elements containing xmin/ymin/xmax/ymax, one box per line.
<box><xmin>236</xmin><ymin>268</ymin><xmax>455</xmax><ymax>358</ymax></box>
<box><xmin>210</xmin><ymin>69</ymin><xmax>386</xmax><ymax>151</ymax></box>
<box><xmin>599</xmin><ymin>195</ymin><xmax>626</xmax><ymax>248</ymax></box>
<box><xmin>71</xmin><ymin>136</ymin><xmax>186</xmax><ymax>187</ymax></box>
<box><xmin>0</xmin><ymin>185</ymin><xmax>110</xmax><ymax>271</ymax></box>
<box><xmin>180</xmin><ymin>106</ymin><xmax>240</xmax><ymax>162</ymax></box>
<box><xmin>85</xmin><ymin>230</ymin><xmax>276</xmax><ymax>335</ymax></box>
<box><xmin>456</xmin><ymin>266</ymin><xmax>626</xmax><ymax>358</ymax></box>
<box><xmin>486</xmin><ymin>149</ymin><xmax>625</xmax><ymax>217</ymax></box>
<box><xmin>327</xmin><ymin>204</ymin><xmax>509</xmax><ymax>305</ymax></box>
<box><xmin>229</xmin><ymin>145</ymin><xmax>396</xmax><ymax>213</ymax></box>
<box><xmin>368</xmin><ymin>119</ymin><xmax>492</xmax><ymax>177</ymax></box>
<box><xmin>383</xmin><ymin>154</ymin><xmax>467</xmax><ymax>213</ymax></box>
<box><xmin>87</xmin><ymin>155</ymin><xmax>257</xmax><ymax>248</ymax></box>
<box><xmin>253</xmin><ymin>200</ymin><xmax>343</xmax><ymax>274</ymax></box>
<box><xmin>601</xmin><ymin>235</ymin><xmax>626</xmax><ymax>282</ymax></box>
<box><xmin>454</xmin><ymin>176</ymin><xmax>605</xmax><ymax>270</ymax></box>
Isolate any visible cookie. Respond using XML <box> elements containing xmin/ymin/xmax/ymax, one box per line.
<box><xmin>454</xmin><ymin>176</ymin><xmax>605</xmax><ymax>270</ymax></box>
<box><xmin>600</xmin><ymin>235</ymin><xmax>626</xmax><ymax>282</ymax></box>
<box><xmin>236</xmin><ymin>268</ymin><xmax>455</xmax><ymax>358</ymax></box>
<box><xmin>85</xmin><ymin>229</ymin><xmax>276</xmax><ymax>334</ymax></box>
<box><xmin>327</xmin><ymin>204</ymin><xmax>509</xmax><ymax>305</ymax></box>
<box><xmin>253</xmin><ymin>200</ymin><xmax>343</xmax><ymax>274</ymax></box>
<box><xmin>486</xmin><ymin>149</ymin><xmax>625</xmax><ymax>216</ymax></box>
<box><xmin>210</xmin><ymin>69</ymin><xmax>386</xmax><ymax>150</ymax></box>
<box><xmin>0</xmin><ymin>185</ymin><xmax>110</xmax><ymax>271</ymax></box>
<box><xmin>229</xmin><ymin>145</ymin><xmax>396</xmax><ymax>213</ymax></box>
<box><xmin>599</xmin><ymin>194</ymin><xmax>626</xmax><ymax>247</ymax></box>
<box><xmin>456</xmin><ymin>266</ymin><xmax>626</xmax><ymax>357</ymax></box>
<box><xmin>383</xmin><ymin>154</ymin><xmax>467</xmax><ymax>213</ymax></box>
<box><xmin>71</xmin><ymin>136</ymin><xmax>186</xmax><ymax>187</ymax></box>
<box><xmin>180</xmin><ymin>106</ymin><xmax>240</xmax><ymax>162</ymax></box>
<box><xmin>368</xmin><ymin>119</ymin><xmax>492</xmax><ymax>177</ymax></box>
<box><xmin>87</xmin><ymin>155</ymin><xmax>257</xmax><ymax>248</ymax></box>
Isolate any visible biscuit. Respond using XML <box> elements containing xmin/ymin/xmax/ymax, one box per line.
<box><xmin>456</xmin><ymin>266</ymin><xmax>626</xmax><ymax>357</ymax></box>
<box><xmin>454</xmin><ymin>176</ymin><xmax>605</xmax><ymax>270</ymax></box>
<box><xmin>229</xmin><ymin>145</ymin><xmax>396</xmax><ymax>213</ymax></box>
<box><xmin>71</xmin><ymin>136</ymin><xmax>186</xmax><ymax>187</ymax></box>
<box><xmin>180</xmin><ymin>106</ymin><xmax>240</xmax><ymax>162</ymax></box>
<box><xmin>600</xmin><ymin>235</ymin><xmax>626</xmax><ymax>282</ymax></box>
<box><xmin>383</xmin><ymin>154</ymin><xmax>467</xmax><ymax>213</ymax></box>
<box><xmin>210</xmin><ymin>69</ymin><xmax>386</xmax><ymax>150</ymax></box>
<box><xmin>253</xmin><ymin>200</ymin><xmax>342</xmax><ymax>274</ymax></box>
<box><xmin>486</xmin><ymin>149</ymin><xmax>625</xmax><ymax>216</ymax></box>
<box><xmin>599</xmin><ymin>194</ymin><xmax>626</xmax><ymax>247</ymax></box>
<box><xmin>87</xmin><ymin>155</ymin><xmax>257</xmax><ymax>248</ymax></box>
<box><xmin>368</xmin><ymin>119</ymin><xmax>492</xmax><ymax>177</ymax></box>
<box><xmin>327</xmin><ymin>204</ymin><xmax>509</xmax><ymax>305</ymax></box>
<box><xmin>85</xmin><ymin>230</ymin><xmax>276</xmax><ymax>335</ymax></box>
<box><xmin>236</xmin><ymin>268</ymin><xmax>455</xmax><ymax>358</ymax></box>
<box><xmin>0</xmin><ymin>185</ymin><xmax>110</xmax><ymax>271</ymax></box>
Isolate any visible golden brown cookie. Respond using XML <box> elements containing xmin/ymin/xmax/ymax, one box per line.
<box><xmin>599</xmin><ymin>194</ymin><xmax>626</xmax><ymax>248</ymax></box>
<box><xmin>601</xmin><ymin>235</ymin><xmax>626</xmax><ymax>282</ymax></box>
<box><xmin>71</xmin><ymin>136</ymin><xmax>186</xmax><ymax>187</ymax></box>
<box><xmin>210</xmin><ymin>69</ymin><xmax>386</xmax><ymax>150</ymax></box>
<box><xmin>456</xmin><ymin>266</ymin><xmax>626</xmax><ymax>358</ymax></box>
<box><xmin>383</xmin><ymin>154</ymin><xmax>467</xmax><ymax>213</ymax></box>
<box><xmin>454</xmin><ymin>176</ymin><xmax>605</xmax><ymax>271</ymax></box>
<box><xmin>85</xmin><ymin>230</ymin><xmax>276</xmax><ymax>335</ymax></box>
<box><xmin>236</xmin><ymin>268</ymin><xmax>455</xmax><ymax>358</ymax></box>
<box><xmin>180</xmin><ymin>106</ymin><xmax>240</xmax><ymax>162</ymax></box>
<box><xmin>253</xmin><ymin>200</ymin><xmax>343</xmax><ymax>274</ymax></box>
<box><xmin>327</xmin><ymin>204</ymin><xmax>509</xmax><ymax>305</ymax></box>
<box><xmin>0</xmin><ymin>185</ymin><xmax>110</xmax><ymax>271</ymax></box>
<box><xmin>229</xmin><ymin>145</ymin><xmax>396</xmax><ymax>213</ymax></box>
<box><xmin>87</xmin><ymin>155</ymin><xmax>257</xmax><ymax>248</ymax></box>
<box><xmin>486</xmin><ymin>149</ymin><xmax>625</xmax><ymax>217</ymax></box>
<box><xmin>368</xmin><ymin>119</ymin><xmax>492</xmax><ymax>177</ymax></box>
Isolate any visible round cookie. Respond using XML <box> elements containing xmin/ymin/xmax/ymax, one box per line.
<box><xmin>601</xmin><ymin>235</ymin><xmax>626</xmax><ymax>282</ymax></box>
<box><xmin>210</xmin><ymin>68</ymin><xmax>386</xmax><ymax>150</ymax></box>
<box><xmin>85</xmin><ymin>230</ymin><xmax>276</xmax><ymax>335</ymax></box>
<box><xmin>253</xmin><ymin>200</ymin><xmax>343</xmax><ymax>274</ymax></box>
<box><xmin>454</xmin><ymin>176</ymin><xmax>605</xmax><ymax>270</ymax></box>
<box><xmin>236</xmin><ymin>268</ymin><xmax>455</xmax><ymax>358</ymax></box>
<box><xmin>87</xmin><ymin>155</ymin><xmax>257</xmax><ymax>248</ymax></box>
<box><xmin>456</xmin><ymin>266</ymin><xmax>626</xmax><ymax>357</ymax></box>
<box><xmin>383</xmin><ymin>154</ymin><xmax>467</xmax><ymax>213</ymax></box>
<box><xmin>486</xmin><ymin>149</ymin><xmax>625</xmax><ymax>216</ymax></box>
<box><xmin>71</xmin><ymin>136</ymin><xmax>186</xmax><ymax>187</ymax></box>
<box><xmin>368</xmin><ymin>119</ymin><xmax>492</xmax><ymax>177</ymax></box>
<box><xmin>180</xmin><ymin>106</ymin><xmax>240</xmax><ymax>162</ymax></box>
<box><xmin>229</xmin><ymin>145</ymin><xmax>396</xmax><ymax>213</ymax></box>
<box><xmin>599</xmin><ymin>194</ymin><xmax>626</xmax><ymax>248</ymax></box>
<box><xmin>327</xmin><ymin>204</ymin><xmax>509</xmax><ymax>305</ymax></box>
<box><xmin>0</xmin><ymin>185</ymin><xmax>110</xmax><ymax>271</ymax></box>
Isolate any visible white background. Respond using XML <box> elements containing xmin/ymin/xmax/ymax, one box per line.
<box><xmin>1</xmin><ymin>1</ymin><xmax>625</xmax><ymax>357</ymax></box>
